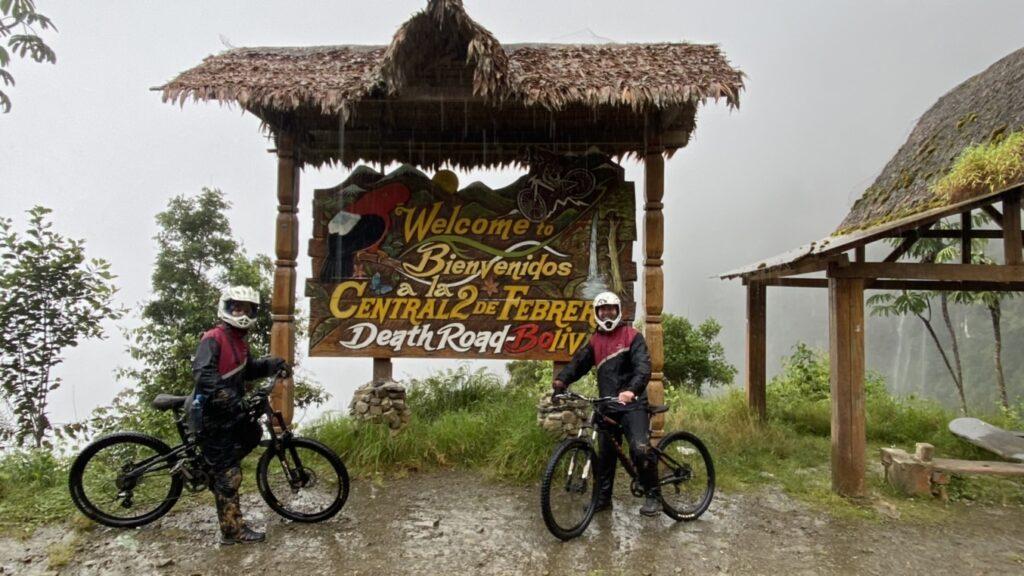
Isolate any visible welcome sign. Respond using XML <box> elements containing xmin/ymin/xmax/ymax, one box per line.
<box><xmin>306</xmin><ymin>151</ymin><xmax>636</xmax><ymax>360</ymax></box>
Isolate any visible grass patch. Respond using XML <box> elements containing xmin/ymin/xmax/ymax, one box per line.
<box><xmin>0</xmin><ymin>449</ymin><xmax>77</xmax><ymax>535</ymax></box>
<box><xmin>934</xmin><ymin>130</ymin><xmax>1024</xmax><ymax>203</ymax></box>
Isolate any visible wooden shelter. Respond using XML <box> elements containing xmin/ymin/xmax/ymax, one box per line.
<box><xmin>722</xmin><ymin>47</ymin><xmax>1024</xmax><ymax>496</ymax></box>
<box><xmin>158</xmin><ymin>0</ymin><xmax>744</xmax><ymax>430</ymax></box>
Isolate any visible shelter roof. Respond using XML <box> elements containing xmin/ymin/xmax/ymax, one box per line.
<box><xmin>157</xmin><ymin>0</ymin><xmax>743</xmax><ymax>168</ymax></box>
<box><xmin>837</xmin><ymin>46</ymin><xmax>1024</xmax><ymax>235</ymax></box>
<box><xmin>723</xmin><ymin>46</ymin><xmax>1024</xmax><ymax>281</ymax></box>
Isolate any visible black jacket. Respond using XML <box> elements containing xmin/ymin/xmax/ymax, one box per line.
<box><xmin>192</xmin><ymin>324</ymin><xmax>277</xmax><ymax>428</ymax></box>
<box><xmin>556</xmin><ymin>326</ymin><xmax>652</xmax><ymax>411</ymax></box>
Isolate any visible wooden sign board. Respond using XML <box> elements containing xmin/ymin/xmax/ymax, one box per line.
<box><xmin>306</xmin><ymin>151</ymin><xmax>636</xmax><ymax>360</ymax></box>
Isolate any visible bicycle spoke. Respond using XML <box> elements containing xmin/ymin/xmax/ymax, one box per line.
<box><xmin>544</xmin><ymin>444</ymin><xmax>593</xmax><ymax>532</ymax></box>
<box><xmin>264</xmin><ymin>445</ymin><xmax>340</xmax><ymax>517</ymax></box>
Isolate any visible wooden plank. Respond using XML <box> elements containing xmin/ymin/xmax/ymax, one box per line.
<box><xmin>932</xmin><ymin>458</ymin><xmax>1024</xmax><ymax>477</ymax></box>
<box><xmin>949</xmin><ymin>417</ymin><xmax>1024</xmax><ymax>462</ymax></box>
<box><xmin>745</xmin><ymin>281</ymin><xmax>767</xmax><ymax>420</ymax></box>
<box><xmin>644</xmin><ymin>148</ymin><xmax>666</xmax><ymax>439</ymax></box>
<box><xmin>1004</xmin><ymin>192</ymin><xmax>1022</xmax><ymax>265</ymax></box>
<box><xmin>829</xmin><ymin>275</ymin><xmax>866</xmax><ymax>497</ymax></box>
<box><xmin>830</xmin><ymin>262</ymin><xmax>1024</xmax><ymax>282</ymax></box>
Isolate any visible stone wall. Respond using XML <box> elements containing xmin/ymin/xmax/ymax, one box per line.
<box><xmin>349</xmin><ymin>379</ymin><xmax>411</xmax><ymax>432</ymax></box>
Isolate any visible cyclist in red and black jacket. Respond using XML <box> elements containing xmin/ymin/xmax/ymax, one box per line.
<box><xmin>552</xmin><ymin>291</ymin><xmax>660</xmax><ymax>516</ymax></box>
<box><xmin>192</xmin><ymin>285</ymin><xmax>288</xmax><ymax>545</ymax></box>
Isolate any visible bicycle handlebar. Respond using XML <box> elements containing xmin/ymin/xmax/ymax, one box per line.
<box><xmin>552</xmin><ymin>391</ymin><xmax>619</xmax><ymax>404</ymax></box>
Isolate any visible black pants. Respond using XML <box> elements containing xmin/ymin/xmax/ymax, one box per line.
<box><xmin>595</xmin><ymin>408</ymin><xmax>658</xmax><ymax>501</ymax></box>
<box><xmin>201</xmin><ymin>420</ymin><xmax>262</xmax><ymax>537</ymax></box>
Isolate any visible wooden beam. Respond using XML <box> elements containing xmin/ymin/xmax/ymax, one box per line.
<box><xmin>829</xmin><ymin>275</ymin><xmax>867</xmax><ymax>497</ymax></box>
<box><xmin>901</xmin><ymin>229</ymin><xmax>1015</xmax><ymax>240</ymax></box>
<box><xmin>1004</xmin><ymin>192</ymin><xmax>1022</xmax><ymax>265</ymax></box>
<box><xmin>745</xmin><ymin>281</ymin><xmax>767</xmax><ymax>420</ymax></box>
<box><xmin>961</xmin><ymin>212</ymin><xmax>972</xmax><ymax>264</ymax></box>
<box><xmin>741</xmin><ymin>255</ymin><xmax>846</xmax><ymax>282</ymax></box>
<box><xmin>762</xmin><ymin>277</ymin><xmax>1024</xmax><ymax>292</ymax></box>
<box><xmin>644</xmin><ymin>147</ymin><xmax>666</xmax><ymax>441</ymax></box>
<box><xmin>854</xmin><ymin>246</ymin><xmax>865</xmax><ymax>263</ymax></box>
<box><xmin>830</xmin><ymin>262</ymin><xmax>1024</xmax><ymax>282</ymax></box>
<box><xmin>983</xmin><ymin>205</ymin><xmax>1004</xmax><ymax>228</ymax></box>
<box><xmin>884</xmin><ymin>233</ymin><xmax>918</xmax><ymax>263</ymax></box>
<box><xmin>270</xmin><ymin>131</ymin><xmax>300</xmax><ymax>426</ymax></box>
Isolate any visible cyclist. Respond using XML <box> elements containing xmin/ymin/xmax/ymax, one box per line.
<box><xmin>192</xmin><ymin>285</ymin><xmax>289</xmax><ymax>545</ymax></box>
<box><xmin>552</xmin><ymin>291</ymin><xmax>659</xmax><ymax>516</ymax></box>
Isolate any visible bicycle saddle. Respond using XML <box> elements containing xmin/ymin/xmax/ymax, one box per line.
<box><xmin>151</xmin><ymin>394</ymin><xmax>189</xmax><ymax>411</ymax></box>
<box><xmin>647</xmin><ymin>404</ymin><xmax>669</xmax><ymax>415</ymax></box>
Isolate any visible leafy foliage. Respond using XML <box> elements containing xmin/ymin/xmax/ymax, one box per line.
<box><xmin>103</xmin><ymin>188</ymin><xmax>325</xmax><ymax>437</ymax></box>
<box><xmin>0</xmin><ymin>206</ymin><xmax>123</xmax><ymax>447</ymax></box>
<box><xmin>661</xmin><ymin>313</ymin><xmax>737</xmax><ymax>393</ymax></box>
<box><xmin>0</xmin><ymin>0</ymin><xmax>57</xmax><ymax>113</ymax></box>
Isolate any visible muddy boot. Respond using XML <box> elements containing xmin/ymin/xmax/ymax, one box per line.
<box><xmin>220</xmin><ymin>525</ymin><xmax>266</xmax><ymax>546</ymax></box>
<box><xmin>640</xmin><ymin>490</ymin><xmax>662</xmax><ymax>517</ymax></box>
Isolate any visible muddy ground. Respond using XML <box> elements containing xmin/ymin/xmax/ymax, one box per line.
<box><xmin>2</xmin><ymin>470</ymin><xmax>1023</xmax><ymax>575</ymax></box>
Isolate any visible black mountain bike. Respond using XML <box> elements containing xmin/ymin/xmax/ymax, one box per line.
<box><xmin>540</xmin><ymin>392</ymin><xmax>715</xmax><ymax>540</ymax></box>
<box><xmin>68</xmin><ymin>376</ymin><xmax>349</xmax><ymax>528</ymax></box>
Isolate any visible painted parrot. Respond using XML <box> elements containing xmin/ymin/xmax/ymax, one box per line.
<box><xmin>320</xmin><ymin>182</ymin><xmax>411</xmax><ymax>281</ymax></box>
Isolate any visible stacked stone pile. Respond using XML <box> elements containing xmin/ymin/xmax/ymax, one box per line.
<box><xmin>536</xmin><ymin>391</ymin><xmax>590</xmax><ymax>438</ymax></box>
<box><xmin>349</xmin><ymin>379</ymin><xmax>412</xmax><ymax>431</ymax></box>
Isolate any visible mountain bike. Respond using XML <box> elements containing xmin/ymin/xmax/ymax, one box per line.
<box><xmin>539</xmin><ymin>392</ymin><xmax>715</xmax><ymax>540</ymax></box>
<box><xmin>68</xmin><ymin>374</ymin><xmax>349</xmax><ymax>528</ymax></box>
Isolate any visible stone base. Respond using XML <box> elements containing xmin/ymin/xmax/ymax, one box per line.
<box><xmin>349</xmin><ymin>378</ymin><xmax>412</xmax><ymax>433</ymax></box>
<box><xmin>536</xmin><ymin>391</ymin><xmax>590</xmax><ymax>438</ymax></box>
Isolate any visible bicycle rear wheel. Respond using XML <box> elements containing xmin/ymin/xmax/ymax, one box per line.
<box><xmin>68</xmin><ymin>432</ymin><xmax>183</xmax><ymax>528</ymax></box>
<box><xmin>656</xmin><ymin>431</ymin><xmax>715</xmax><ymax>521</ymax></box>
<box><xmin>256</xmin><ymin>436</ymin><xmax>349</xmax><ymax>523</ymax></box>
<box><xmin>540</xmin><ymin>438</ymin><xmax>598</xmax><ymax>540</ymax></box>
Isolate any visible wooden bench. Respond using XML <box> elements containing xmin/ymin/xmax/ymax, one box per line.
<box><xmin>880</xmin><ymin>443</ymin><xmax>1024</xmax><ymax>499</ymax></box>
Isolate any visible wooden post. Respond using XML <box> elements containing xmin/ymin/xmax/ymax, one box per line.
<box><xmin>828</xmin><ymin>273</ymin><xmax>866</xmax><ymax>497</ymax></box>
<box><xmin>1004</xmin><ymin>191</ymin><xmax>1022</xmax><ymax>265</ymax></box>
<box><xmin>373</xmin><ymin>358</ymin><xmax>393</xmax><ymax>382</ymax></box>
<box><xmin>270</xmin><ymin>131</ymin><xmax>300</xmax><ymax>426</ymax></box>
<box><xmin>961</xmin><ymin>211</ymin><xmax>972</xmax><ymax>264</ymax></box>
<box><xmin>644</xmin><ymin>148</ymin><xmax>666</xmax><ymax>440</ymax></box>
<box><xmin>745</xmin><ymin>281</ymin><xmax>767</xmax><ymax>420</ymax></box>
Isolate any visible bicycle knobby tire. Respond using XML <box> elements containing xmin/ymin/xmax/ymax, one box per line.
<box><xmin>68</xmin><ymin>432</ymin><xmax>183</xmax><ymax>528</ymax></box>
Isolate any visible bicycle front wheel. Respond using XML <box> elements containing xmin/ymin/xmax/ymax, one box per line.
<box><xmin>68</xmin><ymin>432</ymin><xmax>183</xmax><ymax>528</ymax></box>
<box><xmin>256</xmin><ymin>437</ymin><xmax>349</xmax><ymax>523</ymax></box>
<box><xmin>656</xmin><ymin>431</ymin><xmax>715</xmax><ymax>521</ymax></box>
<box><xmin>540</xmin><ymin>438</ymin><xmax>598</xmax><ymax>541</ymax></box>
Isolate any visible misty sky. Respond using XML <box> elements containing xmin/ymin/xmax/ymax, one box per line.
<box><xmin>3</xmin><ymin>1</ymin><xmax>1024</xmax><ymax>426</ymax></box>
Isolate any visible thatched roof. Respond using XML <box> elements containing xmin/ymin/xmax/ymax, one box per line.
<box><xmin>836</xmin><ymin>46</ymin><xmax>1024</xmax><ymax>235</ymax></box>
<box><xmin>157</xmin><ymin>0</ymin><xmax>743</xmax><ymax>168</ymax></box>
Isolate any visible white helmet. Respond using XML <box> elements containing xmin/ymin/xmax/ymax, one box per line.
<box><xmin>592</xmin><ymin>291</ymin><xmax>623</xmax><ymax>332</ymax></box>
<box><xmin>217</xmin><ymin>285</ymin><xmax>261</xmax><ymax>330</ymax></box>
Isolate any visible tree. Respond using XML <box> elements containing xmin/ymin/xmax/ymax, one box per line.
<box><xmin>0</xmin><ymin>206</ymin><xmax>123</xmax><ymax>447</ymax></box>
<box><xmin>868</xmin><ymin>216</ymin><xmax>995</xmax><ymax>414</ymax></box>
<box><xmin>0</xmin><ymin>1</ymin><xmax>57</xmax><ymax>113</ymax></box>
<box><xmin>660</xmin><ymin>314</ymin><xmax>737</xmax><ymax>394</ymax></box>
<box><xmin>117</xmin><ymin>188</ymin><xmax>325</xmax><ymax>434</ymax></box>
